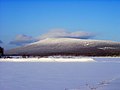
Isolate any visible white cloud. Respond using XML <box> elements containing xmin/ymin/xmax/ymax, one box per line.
<box><xmin>38</xmin><ymin>29</ymin><xmax>95</xmax><ymax>40</ymax></box>
<box><xmin>10</xmin><ymin>34</ymin><xmax>36</xmax><ymax>45</ymax></box>
<box><xmin>9</xmin><ymin>29</ymin><xmax>95</xmax><ymax>46</ymax></box>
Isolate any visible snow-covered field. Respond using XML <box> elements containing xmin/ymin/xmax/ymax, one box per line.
<box><xmin>0</xmin><ymin>57</ymin><xmax>120</xmax><ymax>90</ymax></box>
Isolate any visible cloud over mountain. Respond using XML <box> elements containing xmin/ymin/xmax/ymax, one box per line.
<box><xmin>9</xmin><ymin>29</ymin><xmax>95</xmax><ymax>46</ymax></box>
<box><xmin>9</xmin><ymin>34</ymin><xmax>36</xmax><ymax>46</ymax></box>
<box><xmin>38</xmin><ymin>29</ymin><xmax>95</xmax><ymax>40</ymax></box>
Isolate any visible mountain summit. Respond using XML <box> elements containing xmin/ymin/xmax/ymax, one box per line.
<box><xmin>5</xmin><ymin>38</ymin><xmax>120</xmax><ymax>56</ymax></box>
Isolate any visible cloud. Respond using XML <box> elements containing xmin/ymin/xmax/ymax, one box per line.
<box><xmin>0</xmin><ymin>40</ymin><xmax>3</xmax><ymax>43</ymax></box>
<box><xmin>10</xmin><ymin>34</ymin><xmax>36</xmax><ymax>46</ymax></box>
<box><xmin>38</xmin><ymin>29</ymin><xmax>95</xmax><ymax>40</ymax></box>
<box><xmin>9</xmin><ymin>29</ymin><xmax>95</xmax><ymax>46</ymax></box>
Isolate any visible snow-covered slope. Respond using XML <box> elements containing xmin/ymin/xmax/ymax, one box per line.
<box><xmin>5</xmin><ymin>38</ymin><xmax>120</xmax><ymax>56</ymax></box>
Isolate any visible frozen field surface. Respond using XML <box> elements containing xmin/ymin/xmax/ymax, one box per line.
<box><xmin>0</xmin><ymin>57</ymin><xmax>120</xmax><ymax>90</ymax></box>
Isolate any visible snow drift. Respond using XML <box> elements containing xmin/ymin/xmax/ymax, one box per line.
<box><xmin>0</xmin><ymin>57</ymin><xmax>95</xmax><ymax>62</ymax></box>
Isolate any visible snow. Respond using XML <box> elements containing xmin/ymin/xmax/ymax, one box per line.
<box><xmin>27</xmin><ymin>38</ymin><xmax>120</xmax><ymax>47</ymax></box>
<box><xmin>98</xmin><ymin>47</ymin><xmax>118</xmax><ymax>50</ymax></box>
<box><xmin>0</xmin><ymin>57</ymin><xmax>95</xmax><ymax>62</ymax></box>
<box><xmin>0</xmin><ymin>57</ymin><xmax>120</xmax><ymax>90</ymax></box>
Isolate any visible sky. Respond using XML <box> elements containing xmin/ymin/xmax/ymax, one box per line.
<box><xmin>0</xmin><ymin>0</ymin><xmax>120</xmax><ymax>49</ymax></box>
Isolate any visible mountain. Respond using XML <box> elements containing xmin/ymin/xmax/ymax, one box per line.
<box><xmin>5</xmin><ymin>38</ymin><xmax>120</xmax><ymax>56</ymax></box>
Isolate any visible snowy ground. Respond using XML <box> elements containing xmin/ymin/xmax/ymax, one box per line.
<box><xmin>0</xmin><ymin>57</ymin><xmax>120</xmax><ymax>90</ymax></box>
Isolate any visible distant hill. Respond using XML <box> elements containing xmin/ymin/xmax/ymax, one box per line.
<box><xmin>5</xmin><ymin>38</ymin><xmax>120</xmax><ymax>56</ymax></box>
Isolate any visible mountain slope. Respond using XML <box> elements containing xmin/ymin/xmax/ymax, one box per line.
<box><xmin>5</xmin><ymin>38</ymin><xmax>120</xmax><ymax>56</ymax></box>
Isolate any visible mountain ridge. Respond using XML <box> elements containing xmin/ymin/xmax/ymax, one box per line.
<box><xmin>5</xmin><ymin>38</ymin><xmax>120</xmax><ymax>56</ymax></box>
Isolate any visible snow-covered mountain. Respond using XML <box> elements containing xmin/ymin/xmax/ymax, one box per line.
<box><xmin>5</xmin><ymin>38</ymin><xmax>120</xmax><ymax>56</ymax></box>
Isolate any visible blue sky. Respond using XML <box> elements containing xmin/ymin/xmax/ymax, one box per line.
<box><xmin>0</xmin><ymin>0</ymin><xmax>120</xmax><ymax>49</ymax></box>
